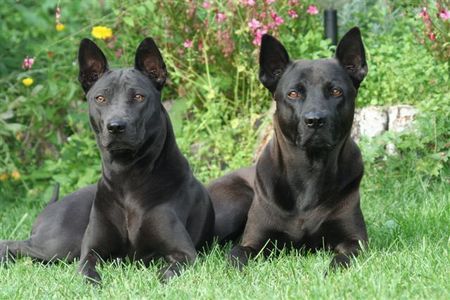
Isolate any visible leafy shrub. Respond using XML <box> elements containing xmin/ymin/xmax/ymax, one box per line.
<box><xmin>0</xmin><ymin>0</ymin><xmax>448</xmax><ymax>202</ymax></box>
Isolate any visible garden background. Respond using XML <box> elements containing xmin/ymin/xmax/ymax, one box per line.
<box><xmin>0</xmin><ymin>0</ymin><xmax>449</xmax><ymax>298</ymax></box>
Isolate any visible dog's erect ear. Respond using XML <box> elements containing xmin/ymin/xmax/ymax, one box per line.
<box><xmin>78</xmin><ymin>39</ymin><xmax>108</xmax><ymax>93</ymax></box>
<box><xmin>336</xmin><ymin>27</ymin><xmax>368</xmax><ymax>89</ymax></box>
<box><xmin>135</xmin><ymin>37</ymin><xmax>167</xmax><ymax>91</ymax></box>
<box><xmin>259</xmin><ymin>34</ymin><xmax>291</xmax><ymax>94</ymax></box>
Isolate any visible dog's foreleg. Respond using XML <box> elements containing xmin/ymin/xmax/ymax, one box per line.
<box><xmin>79</xmin><ymin>251</ymin><xmax>102</xmax><ymax>284</ymax></box>
<box><xmin>326</xmin><ymin>192</ymin><xmax>368</xmax><ymax>271</ymax></box>
<box><xmin>142</xmin><ymin>209</ymin><xmax>197</xmax><ymax>282</ymax></box>
<box><xmin>78</xmin><ymin>209</ymin><xmax>122</xmax><ymax>285</ymax></box>
<box><xmin>228</xmin><ymin>207</ymin><xmax>269</xmax><ymax>270</ymax></box>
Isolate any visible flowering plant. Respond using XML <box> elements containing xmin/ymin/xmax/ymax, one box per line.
<box><xmin>128</xmin><ymin>1</ymin><xmax>326</xmax><ymax>106</ymax></box>
<box><xmin>417</xmin><ymin>1</ymin><xmax>450</xmax><ymax>61</ymax></box>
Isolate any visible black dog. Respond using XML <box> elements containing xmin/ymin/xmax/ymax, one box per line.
<box><xmin>209</xmin><ymin>27</ymin><xmax>368</xmax><ymax>270</ymax></box>
<box><xmin>0</xmin><ymin>185</ymin><xmax>94</xmax><ymax>263</ymax></box>
<box><xmin>0</xmin><ymin>33</ymin><xmax>244</xmax><ymax>265</ymax></box>
<box><xmin>75</xmin><ymin>37</ymin><xmax>215</xmax><ymax>283</ymax></box>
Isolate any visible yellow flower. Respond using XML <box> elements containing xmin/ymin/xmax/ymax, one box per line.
<box><xmin>56</xmin><ymin>23</ymin><xmax>65</xmax><ymax>31</ymax></box>
<box><xmin>15</xmin><ymin>132</ymin><xmax>23</xmax><ymax>141</ymax></box>
<box><xmin>22</xmin><ymin>77</ymin><xmax>34</xmax><ymax>87</ymax></box>
<box><xmin>0</xmin><ymin>173</ymin><xmax>8</xmax><ymax>181</ymax></box>
<box><xmin>91</xmin><ymin>26</ymin><xmax>113</xmax><ymax>40</ymax></box>
<box><xmin>11</xmin><ymin>170</ymin><xmax>21</xmax><ymax>180</ymax></box>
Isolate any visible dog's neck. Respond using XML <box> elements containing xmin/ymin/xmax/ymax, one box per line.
<box><xmin>256</xmin><ymin>115</ymin><xmax>351</xmax><ymax>211</ymax></box>
<box><xmin>100</xmin><ymin>105</ymin><xmax>188</xmax><ymax>189</ymax></box>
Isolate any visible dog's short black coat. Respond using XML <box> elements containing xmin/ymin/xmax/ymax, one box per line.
<box><xmin>208</xmin><ymin>27</ymin><xmax>369</xmax><ymax>270</ymax></box>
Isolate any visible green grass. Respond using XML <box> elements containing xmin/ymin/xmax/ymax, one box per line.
<box><xmin>1</xmin><ymin>158</ymin><xmax>449</xmax><ymax>299</ymax></box>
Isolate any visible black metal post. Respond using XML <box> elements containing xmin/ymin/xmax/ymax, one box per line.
<box><xmin>324</xmin><ymin>9</ymin><xmax>338</xmax><ymax>45</ymax></box>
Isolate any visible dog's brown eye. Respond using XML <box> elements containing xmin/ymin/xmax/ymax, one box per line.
<box><xmin>330</xmin><ymin>88</ymin><xmax>343</xmax><ymax>97</ymax></box>
<box><xmin>287</xmin><ymin>91</ymin><xmax>301</xmax><ymax>100</ymax></box>
<box><xmin>134</xmin><ymin>94</ymin><xmax>145</xmax><ymax>102</ymax></box>
<box><xmin>95</xmin><ymin>95</ymin><xmax>106</xmax><ymax>103</ymax></box>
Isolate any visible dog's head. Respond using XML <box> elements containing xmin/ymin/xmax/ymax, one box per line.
<box><xmin>78</xmin><ymin>38</ymin><xmax>167</xmax><ymax>160</ymax></box>
<box><xmin>259</xmin><ymin>27</ymin><xmax>367</xmax><ymax>151</ymax></box>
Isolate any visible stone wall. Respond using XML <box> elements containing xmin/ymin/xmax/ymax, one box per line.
<box><xmin>352</xmin><ymin>105</ymin><xmax>418</xmax><ymax>141</ymax></box>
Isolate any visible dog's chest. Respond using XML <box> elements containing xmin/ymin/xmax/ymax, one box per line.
<box><xmin>112</xmin><ymin>196</ymin><xmax>145</xmax><ymax>252</ymax></box>
<box><xmin>124</xmin><ymin>206</ymin><xmax>141</xmax><ymax>237</ymax></box>
<box><xmin>282</xmin><ymin>205</ymin><xmax>330</xmax><ymax>241</ymax></box>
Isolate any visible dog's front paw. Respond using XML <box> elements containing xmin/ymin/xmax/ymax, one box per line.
<box><xmin>86</xmin><ymin>271</ymin><xmax>102</xmax><ymax>286</ymax></box>
<box><xmin>329</xmin><ymin>254</ymin><xmax>351</xmax><ymax>270</ymax></box>
<box><xmin>158</xmin><ymin>264</ymin><xmax>181</xmax><ymax>283</ymax></box>
<box><xmin>80</xmin><ymin>266</ymin><xmax>102</xmax><ymax>285</ymax></box>
<box><xmin>229</xmin><ymin>245</ymin><xmax>254</xmax><ymax>270</ymax></box>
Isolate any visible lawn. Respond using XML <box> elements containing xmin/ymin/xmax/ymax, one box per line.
<box><xmin>0</xmin><ymin>0</ymin><xmax>449</xmax><ymax>299</ymax></box>
<box><xmin>0</xmin><ymin>142</ymin><xmax>449</xmax><ymax>299</ymax></box>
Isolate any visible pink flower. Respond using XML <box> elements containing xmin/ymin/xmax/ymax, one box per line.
<box><xmin>439</xmin><ymin>9</ymin><xmax>450</xmax><ymax>20</ymax></box>
<box><xmin>22</xmin><ymin>56</ymin><xmax>35</xmax><ymax>70</ymax></box>
<box><xmin>183</xmin><ymin>39</ymin><xmax>193</xmax><ymax>48</ymax></box>
<box><xmin>306</xmin><ymin>5</ymin><xmax>319</xmax><ymax>15</ymax></box>
<box><xmin>248</xmin><ymin>18</ymin><xmax>262</xmax><ymax>30</ymax></box>
<box><xmin>419</xmin><ymin>7</ymin><xmax>430</xmax><ymax>20</ymax></box>
<box><xmin>202</xmin><ymin>1</ymin><xmax>211</xmax><ymax>9</ymax></box>
<box><xmin>241</xmin><ymin>0</ymin><xmax>255</xmax><ymax>6</ymax></box>
<box><xmin>252</xmin><ymin>27</ymin><xmax>268</xmax><ymax>46</ymax></box>
<box><xmin>266</xmin><ymin>0</ymin><xmax>276</xmax><ymax>4</ymax></box>
<box><xmin>270</xmin><ymin>12</ymin><xmax>284</xmax><ymax>26</ymax></box>
<box><xmin>428</xmin><ymin>32</ymin><xmax>436</xmax><ymax>41</ymax></box>
<box><xmin>216</xmin><ymin>12</ymin><xmax>227</xmax><ymax>23</ymax></box>
<box><xmin>288</xmin><ymin>9</ymin><xmax>298</xmax><ymax>18</ymax></box>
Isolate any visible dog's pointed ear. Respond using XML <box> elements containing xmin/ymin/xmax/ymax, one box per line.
<box><xmin>135</xmin><ymin>37</ymin><xmax>167</xmax><ymax>91</ymax></box>
<box><xmin>78</xmin><ymin>39</ymin><xmax>108</xmax><ymax>93</ymax></box>
<box><xmin>259</xmin><ymin>34</ymin><xmax>291</xmax><ymax>94</ymax></box>
<box><xmin>336</xmin><ymin>27</ymin><xmax>368</xmax><ymax>89</ymax></box>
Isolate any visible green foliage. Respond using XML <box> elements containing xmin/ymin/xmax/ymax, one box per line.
<box><xmin>0</xmin><ymin>0</ymin><xmax>448</xmax><ymax>196</ymax></box>
<box><xmin>336</xmin><ymin>0</ymin><xmax>450</xmax><ymax>178</ymax></box>
<box><xmin>358</xmin><ymin>27</ymin><xmax>449</xmax><ymax>107</ymax></box>
<box><xmin>0</xmin><ymin>0</ymin><xmax>112</xmax><ymax>197</ymax></box>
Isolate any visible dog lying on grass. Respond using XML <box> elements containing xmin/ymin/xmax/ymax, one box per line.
<box><xmin>2</xmin><ymin>38</ymin><xmax>218</xmax><ymax>285</ymax></box>
<box><xmin>209</xmin><ymin>27</ymin><xmax>369</xmax><ymax>270</ymax></box>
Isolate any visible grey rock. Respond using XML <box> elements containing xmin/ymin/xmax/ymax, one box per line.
<box><xmin>351</xmin><ymin>106</ymin><xmax>388</xmax><ymax>141</ymax></box>
<box><xmin>388</xmin><ymin>105</ymin><xmax>418</xmax><ymax>133</ymax></box>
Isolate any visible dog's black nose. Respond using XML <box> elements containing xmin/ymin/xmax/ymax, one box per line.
<box><xmin>304</xmin><ymin>112</ymin><xmax>326</xmax><ymax>129</ymax></box>
<box><xmin>107</xmin><ymin>120</ymin><xmax>126</xmax><ymax>134</ymax></box>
